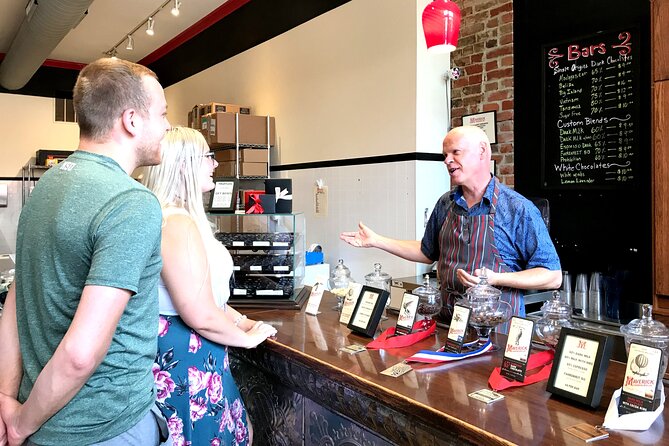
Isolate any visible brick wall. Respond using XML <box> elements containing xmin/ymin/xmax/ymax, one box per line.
<box><xmin>450</xmin><ymin>0</ymin><xmax>514</xmax><ymax>186</ymax></box>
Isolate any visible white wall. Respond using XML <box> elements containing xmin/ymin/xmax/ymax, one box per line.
<box><xmin>0</xmin><ymin>0</ymin><xmax>453</xmax><ymax>273</ymax></box>
<box><xmin>0</xmin><ymin>93</ymin><xmax>79</xmax><ymax>177</ymax></box>
<box><xmin>163</xmin><ymin>0</ymin><xmax>452</xmax><ymax>281</ymax></box>
<box><xmin>165</xmin><ymin>0</ymin><xmax>420</xmax><ymax>163</ymax></box>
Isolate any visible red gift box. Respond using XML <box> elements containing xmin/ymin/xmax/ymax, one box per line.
<box><xmin>244</xmin><ymin>190</ymin><xmax>266</xmax><ymax>214</ymax></box>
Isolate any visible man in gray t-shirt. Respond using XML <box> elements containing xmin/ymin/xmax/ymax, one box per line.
<box><xmin>0</xmin><ymin>58</ymin><xmax>171</xmax><ymax>446</ymax></box>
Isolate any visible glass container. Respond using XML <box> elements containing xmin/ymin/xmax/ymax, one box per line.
<box><xmin>535</xmin><ymin>290</ymin><xmax>574</xmax><ymax>349</ymax></box>
<box><xmin>460</xmin><ymin>270</ymin><xmax>510</xmax><ymax>350</ymax></box>
<box><xmin>414</xmin><ymin>274</ymin><xmax>442</xmax><ymax>323</ymax></box>
<box><xmin>365</xmin><ymin>262</ymin><xmax>391</xmax><ymax>320</ymax></box>
<box><xmin>620</xmin><ymin>304</ymin><xmax>669</xmax><ymax>391</ymax></box>
<box><xmin>329</xmin><ymin>259</ymin><xmax>352</xmax><ymax>311</ymax></box>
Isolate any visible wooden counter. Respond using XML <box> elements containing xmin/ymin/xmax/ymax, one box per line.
<box><xmin>229</xmin><ymin>292</ymin><xmax>668</xmax><ymax>446</ymax></box>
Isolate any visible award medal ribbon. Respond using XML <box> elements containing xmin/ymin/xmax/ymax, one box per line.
<box><xmin>365</xmin><ymin>320</ymin><xmax>436</xmax><ymax>350</ymax></box>
<box><xmin>488</xmin><ymin>350</ymin><xmax>555</xmax><ymax>390</ymax></box>
<box><xmin>405</xmin><ymin>339</ymin><xmax>494</xmax><ymax>363</ymax></box>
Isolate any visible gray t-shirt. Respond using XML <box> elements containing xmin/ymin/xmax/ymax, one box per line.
<box><xmin>15</xmin><ymin>151</ymin><xmax>162</xmax><ymax>445</ymax></box>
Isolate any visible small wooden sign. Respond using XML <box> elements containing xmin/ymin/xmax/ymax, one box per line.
<box><xmin>394</xmin><ymin>292</ymin><xmax>420</xmax><ymax>336</ymax></box>
<box><xmin>546</xmin><ymin>327</ymin><xmax>612</xmax><ymax>408</ymax></box>
<box><xmin>500</xmin><ymin>317</ymin><xmax>535</xmax><ymax>382</ymax></box>
<box><xmin>339</xmin><ymin>282</ymin><xmax>363</xmax><ymax>325</ymax></box>
<box><xmin>347</xmin><ymin>286</ymin><xmax>389</xmax><ymax>338</ymax></box>
<box><xmin>304</xmin><ymin>282</ymin><xmax>325</xmax><ymax>316</ymax></box>
<box><xmin>618</xmin><ymin>342</ymin><xmax>664</xmax><ymax>414</ymax></box>
<box><xmin>444</xmin><ymin>304</ymin><xmax>471</xmax><ymax>353</ymax></box>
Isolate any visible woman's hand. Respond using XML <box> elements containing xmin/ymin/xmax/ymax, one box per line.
<box><xmin>244</xmin><ymin>322</ymin><xmax>277</xmax><ymax>348</ymax></box>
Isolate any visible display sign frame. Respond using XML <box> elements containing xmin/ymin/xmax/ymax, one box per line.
<box><xmin>347</xmin><ymin>286</ymin><xmax>390</xmax><ymax>338</ymax></box>
<box><xmin>462</xmin><ymin>111</ymin><xmax>497</xmax><ymax>144</ymax></box>
<box><xmin>546</xmin><ymin>327</ymin><xmax>612</xmax><ymax>408</ymax></box>
<box><xmin>444</xmin><ymin>303</ymin><xmax>472</xmax><ymax>353</ymax></box>
<box><xmin>500</xmin><ymin>317</ymin><xmax>535</xmax><ymax>382</ymax></box>
<box><xmin>618</xmin><ymin>342</ymin><xmax>664</xmax><ymax>414</ymax></box>
<box><xmin>339</xmin><ymin>282</ymin><xmax>363</xmax><ymax>325</ymax></box>
<box><xmin>208</xmin><ymin>178</ymin><xmax>238</xmax><ymax>212</ymax></box>
<box><xmin>394</xmin><ymin>292</ymin><xmax>420</xmax><ymax>336</ymax></box>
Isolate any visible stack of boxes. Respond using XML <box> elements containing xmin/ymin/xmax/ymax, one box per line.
<box><xmin>188</xmin><ymin>102</ymin><xmax>275</xmax><ymax>178</ymax></box>
<box><xmin>191</xmin><ymin>102</ymin><xmax>298</xmax><ymax>300</ymax></box>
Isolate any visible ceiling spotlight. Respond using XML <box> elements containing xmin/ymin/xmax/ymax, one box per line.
<box><xmin>125</xmin><ymin>34</ymin><xmax>134</xmax><ymax>51</ymax></box>
<box><xmin>146</xmin><ymin>17</ymin><xmax>155</xmax><ymax>36</ymax></box>
<box><xmin>171</xmin><ymin>0</ymin><xmax>182</xmax><ymax>17</ymax></box>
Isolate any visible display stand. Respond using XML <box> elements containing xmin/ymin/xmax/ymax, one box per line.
<box><xmin>211</xmin><ymin>212</ymin><xmax>306</xmax><ymax>309</ymax></box>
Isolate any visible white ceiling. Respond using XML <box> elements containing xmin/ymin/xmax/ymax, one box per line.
<box><xmin>0</xmin><ymin>0</ymin><xmax>230</xmax><ymax>64</ymax></box>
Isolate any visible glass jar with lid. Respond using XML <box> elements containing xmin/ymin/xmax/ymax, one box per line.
<box><xmin>365</xmin><ymin>262</ymin><xmax>392</xmax><ymax>320</ymax></box>
<box><xmin>329</xmin><ymin>259</ymin><xmax>353</xmax><ymax>311</ymax></box>
<box><xmin>534</xmin><ymin>290</ymin><xmax>574</xmax><ymax>349</ymax></box>
<box><xmin>460</xmin><ymin>269</ymin><xmax>511</xmax><ymax>349</ymax></box>
<box><xmin>364</xmin><ymin>262</ymin><xmax>391</xmax><ymax>291</ymax></box>
<box><xmin>620</xmin><ymin>304</ymin><xmax>669</xmax><ymax>387</ymax></box>
<box><xmin>414</xmin><ymin>274</ymin><xmax>442</xmax><ymax>323</ymax></box>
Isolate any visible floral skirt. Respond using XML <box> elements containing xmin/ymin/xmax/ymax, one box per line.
<box><xmin>153</xmin><ymin>315</ymin><xmax>249</xmax><ymax>446</ymax></box>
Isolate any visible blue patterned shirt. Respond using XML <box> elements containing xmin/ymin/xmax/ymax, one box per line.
<box><xmin>421</xmin><ymin>177</ymin><xmax>561</xmax><ymax>272</ymax></box>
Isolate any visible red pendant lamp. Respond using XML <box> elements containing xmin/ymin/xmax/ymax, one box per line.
<box><xmin>422</xmin><ymin>0</ymin><xmax>461</xmax><ymax>53</ymax></box>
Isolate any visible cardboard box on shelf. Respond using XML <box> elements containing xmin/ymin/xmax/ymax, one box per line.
<box><xmin>240</xmin><ymin>162</ymin><xmax>268</xmax><ymax>177</ymax></box>
<box><xmin>203</xmin><ymin>112</ymin><xmax>276</xmax><ymax>147</ymax></box>
<box><xmin>201</xmin><ymin>102</ymin><xmax>251</xmax><ymax>115</ymax></box>
<box><xmin>215</xmin><ymin>161</ymin><xmax>236</xmax><ymax>178</ymax></box>
<box><xmin>203</xmin><ymin>112</ymin><xmax>236</xmax><ymax>146</ymax></box>
<box><xmin>241</xmin><ymin>148</ymin><xmax>269</xmax><ymax>162</ymax></box>
<box><xmin>214</xmin><ymin>148</ymin><xmax>268</xmax><ymax>163</ymax></box>
<box><xmin>191</xmin><ymin>104</ymin><xmax>204</xmax><ymax>129</ymax></box>
<box><xmin>238</xmin><ymin>114</ymin><xmax>276</xmax><ymax>146</ymax></box>
<box><xmin>215</xmin><ymin>149</ymin><xmax>235</xmax><ymax>163</ymax></box>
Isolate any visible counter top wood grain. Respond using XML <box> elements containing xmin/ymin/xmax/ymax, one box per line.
<box><xmin>236</xmin><ymin>292</ymin><xmax>667</xmax><ymax>445</ymax></box>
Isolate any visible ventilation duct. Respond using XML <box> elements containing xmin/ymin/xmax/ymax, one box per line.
<box><xmin>0</xmin><ymin>0</ymin><xmax>94</xmax><ymax>90</ymax></box>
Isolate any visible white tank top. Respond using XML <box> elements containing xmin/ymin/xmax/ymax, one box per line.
<box><xmin>158</xmin><ymin>207</ymin><xmax>233</xmax><ymax>315</ymax></box>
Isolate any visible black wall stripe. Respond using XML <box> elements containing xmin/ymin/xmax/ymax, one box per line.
<box><xmin>270</xmin><ymin>152</ymin><xmax>444</xmax><ymax>171</ymax></box>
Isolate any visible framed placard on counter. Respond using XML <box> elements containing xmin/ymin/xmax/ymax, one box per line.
<box><xmin>208</xmin><ymin>178</ymin><xmax>238</xmax><ymax>212</ymax></box>
<box><xmin>541</xmin><ymin>28</ymin><xmax>640</xmax><ymax>190</ymax></box>
<box><xmin>395</xmin><ymin>293</ymin><xmax>419</xmax><ymax>336</ymax></box>
<box><xmin>339</xmin><ymin>282</ymin><xmax>363</xmax><ymax>325</ymax></box>
<box><xmin>618</xmin><ymin>342</ymin><xmax>664</xmax><ymax>414</ymax></box>
<box><xmin>546</xmin><ymin>327</ymin><xmax>612</xmax><ymax>408</ymax></box>
<box><xmin>445</xmin><ymin>304</ymin><xmax>471</xmax><ymax>353</ymax></box>
<box><xmin>500</xmin><ymin>317</ymin><xmax>535</xmax><ymax>382</ymax></box>
<box><xmin>347</xmin><ymin>286</ymin><xmax>389</xmax><ymax>338</ymax></box>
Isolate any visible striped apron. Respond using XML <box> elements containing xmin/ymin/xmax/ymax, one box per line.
<box><xmin>437</xmin><ymin>178</ymin><xmax>523</xmax><ymax>334</ymax></box>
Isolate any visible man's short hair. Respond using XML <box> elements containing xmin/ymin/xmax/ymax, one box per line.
<box><xmin>73</xmin><ymin>58</ymin><xmax>158</xmax><ymax>141</ymax></box>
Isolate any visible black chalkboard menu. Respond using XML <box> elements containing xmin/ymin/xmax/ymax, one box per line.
<box><xmin>541</xmin><ymin>29</ymin><xmax>639</xmax><ymax>189</ymax></box>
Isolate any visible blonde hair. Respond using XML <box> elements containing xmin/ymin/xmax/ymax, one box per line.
<box><xmin>142</xmin><ymin>127</ymin><xmax>224</xmax><ymax>304</ymax></box>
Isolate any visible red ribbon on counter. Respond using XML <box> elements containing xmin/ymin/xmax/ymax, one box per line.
<box><xmin>245</xmin><ymin>193</ymin><xmax>264</xmax><ymax>214</ymax></box>
<box><xmin>366</xmin><ymin>319</ymin><xmax>436</xmax><ymax>350</ymax></box>
<box><xmin>488</xmin><ymin>349</ymin><xmax>555</xmax><ymax>391</ymax></box>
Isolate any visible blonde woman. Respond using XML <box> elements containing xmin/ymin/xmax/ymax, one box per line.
<box><xmin>142</xmin><ymin>127</ymin><xmax>276</xmax><ymax>446</ymax></box>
